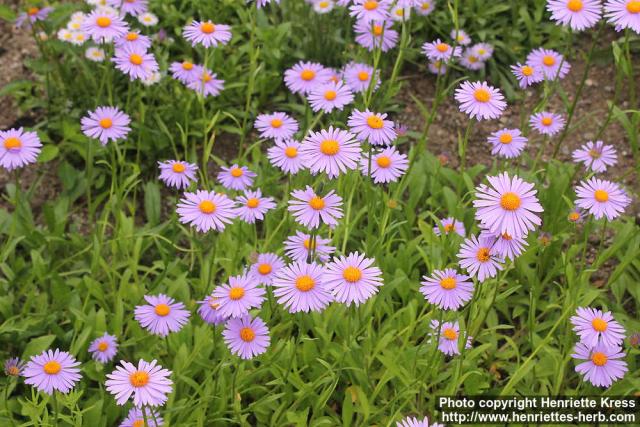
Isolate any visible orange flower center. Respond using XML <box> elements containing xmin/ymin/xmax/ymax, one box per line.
<box><xmin>324</xmin><ymin>90</ymin><xmax>337</xmax><ymax>101</ymax></box>
<box><xmin>301</xmin><ymin>69</ymin><xmax>316</xmax><ymax>81</ymax></box>
<box><xmin>444</xmin><ymin>223</ymin><xmax>455</xmax><ymax>232</ymax></box>
<box><xmin>541</xmin><ymin>117</ymin><xmax>553</xmax><ymax>126</ymax></box>
<box><xmin>364</xmin><ymin>0</ymin><xmax>379</xmax><ymax>10</ymax></box>
<box><xmin>476</xmin><ymin>247</ymin><xmax>490</xmax><ymax>262</ymax></box>
<box><xmin>43</xmin><ymin>361</ymin><xmax>61</xmax><ymax>375</ymax></box>
<box><xmin>320</xmin><ymin>139</ymin><xmax>340</xmax><ymax>156</ymax></box>
<box><xmin>284</xmin><ymin>146</ymin><xmax>298</xmax><ymax>158</ymax></box>
<box><xmin>500</xmin><ymin>192</ymin><xmax>521</xmax><ymax>210</ymax></box>
<box><xmin>200</xmin><ymin>22</ymin><xmax>215</xmax><ymax>34</ymax></box>
<box><xmin>182</xmin><ymin>61</ymin><xmax>194</xmax><ymax>70</ymax></box>
<box><xmin>588</xmin><ymin>149</ymin><xmax>601</xmax><ymax>159</ymax></box>
<box><xmin>257</xmin><ymin>263</ymin><xmax>272</xmax><ymax>275</ymax></box>
<box><xmin>229</xmin><ymin>287</ymin><xmax>245</xmax><ymax>300</ymax></box>
<box><xmin>133</xmin><ymin>421</ymin><xmax>144</xmax><ymax>427</ymax></box>
<box><xmin>246</xmin><ymin>198</ymin><xmax>260</xmax><ymax>208</ymax></box>
<box><xmin>303</xmin><ymin>239</ymin><xmax>316</xmax><ymax>250</ymax></box>
<box><xmin>521</xmin><ymin>65</ymin><xmax>534</xmax><ymax>76</ymax></box>
<box><xmin>97</xmin><ymin>342</ymin><xmax>109</xmax><ymax>352</ymax></box>
<box><xmin>440</xmin><ymin>277</ymin><xmax>457</xmax><ymax>290</ymax></box>
<box><xmin>501</xmin><ymin>232</ymin><xmax>513</xmax><ymax>241</ymax></box>
<box><xmin>99</xmin><ymin>118</ymin><xmax>113</xmax><ymax>129</ymax></box>
<box><xmin>96</xmin><ymin>17</ymin><xmax>111</xmax><ymax>28</ymax></box>
<box><xmin>436</xmin><ymin>43</ymin><xmax>449</xmax><ymax>53</ymax></box>
<box><xmin>270</xmin><ymin>118</ymin><xmax>283</xmax><ymax>128</ymax></box>
<box><xmin>376</xmin><ymin>156</ymin><xmax>391</xmax><ymax>168</ymax></box>
<box><xmin>295</xmin><ymin>275</ymin><xmax>315</xmax><ymax>291</ymax></box>
<box><xmin>594</xmin><ymin>189</ymin><xmax>609</xmax><ymax>203</ymax></box>
<box><xmin>3</xmin><ymin>137</ymin><xmax>22</xmax><ymax>150</ymax></box>
<box><xmin>568</xmin><ymin>212</ymin><xmax>580</xmax><ymax>221</ymax></box>
<box><xmin>129</xmin><ymin>54</ymin><xmax>143</xmax><ymax>66</ymax></box>
<box><xmin>199</xmin><ymin>200</ymin><xmax>216</xmax><ymax>214</ymax></box>
<box><xmin>240</xmin><ymin>327</ymin><xmax>256</xmax><ymax>342</ymax></box>
<box><xmin>357</xmin><ymin>71</ymin><xmax>369</xmax><ymax>81</ymax></box>
<box><xmin>567</xmin><ymin>0</ymin><xmax>583</xmax><ymax>12</ymax></box>
<box><xmin>309</xmin><ymin>196</ymin><xmax>325</xmax><ymax>210</ymax></box>
<box><xmin>499</xmin><ymin>133</ymin><xmax>513</xmax><ymax>144</ymax></box>
<box><xmin>628</xmin><ymin>1</ymin><xmax>640</xmax><ymax>13</ymax></box>
<box><xmin>172</xmin><ymin>162</ymin><xmax>186</xmax><ymax>173</ymax></box>
<box><xmin>126</xmin><ymin>32</ymin><xmax>139</xmax><ymax>41</ymax></box>
<box><xmin>342</xmin><ymin>266</ymin><xmax>362</xmax><ymax>283</ymax></box>
<box><xmin>367</xmin><ymin>115</ymin><xmax>384</xmax><ymax>129</ymax></box>
<box><xmin>28</xmin><ymin>7</ymin><xmax>40</xmax><ymax>16</ymax></box>
<box><xmin>474</xmin><ymin>88</ymin><xmax>491</xmax><ymax>103</ymax></box>
<box><xmin>591</xmin><ymin>352</ymin><xmax>607</xmax><ymax>366</ymax></box>
<box><xmin>443</xmin><ymin>328</ymin><xmax>458</xmax><ymax>340</ymax></box>
<box><xmin>372</xmin><ymin>25</ymin><xmax>383</xmax><ymax>36</ymax></box>
<box><xmin>230</xmin><ymin>167</ymin><xmax>243</xmax><ymax>177</ymax></box>
<box><xmin>7</xmin><ymin>366</ymin><xmax>19</xmax><ymax>376</ymax></box>
<box><xmin>591</xmin><ymin>317</ymin><xmax>608</xmax><ymax>332</ymax></box>
<box><xmin>208</xmin><ymin>298</ymin><xmax>220</xmax><ymax>309</ymax></box>
<box><xmin>129</xmin><ymin>371</ymin><xmax>150</xmax><ymax>387</ymax></box>
<box><xmin>542</xmin><ymin>55</ymin><xmax>556</xmax><ymax>66</ymax></box>
<box><xmin>154</xmin><ymin>303</ymin><xmax>171</xmax><ymax>316</ymax></box>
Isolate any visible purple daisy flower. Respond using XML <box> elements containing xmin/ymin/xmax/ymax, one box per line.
<box><xmin>183</xmin><ymin>20</ymin><xmax>232</xmax><ymax>48</ymax></box>
<box><xmin>324</xmin><ymin>252</ymin><xmax>384</xmax><ymax>306</ymax></box>
<box><xmin>134</xmin><ymin>294</ymin><xmax>191</xmax><ymax>337</ymax></box>
<box><xmin>113</xmin><ymin>45</ymin><xmax>158</xmax><ymax>81</ymax></box>
<box><xmin>568</xmin><ymin>205</ymin><xmax>585</xmax><ymax>223</ymax></box>
<box><xmin>82</xmin><ymin>9</ymin><xmax>129</xmax><ymax>43</ymax></box>
<box><xmin>223</xmin><ymin>315</ymin><xmax>270</xmax><ymax>359</ymax></box>
<box><xmin>470</xmin><ymin>43</ymin><xmax>494</xmax><ymax>60</ymax></box>
<box><xmin>572</xmin><ymin>342</ymin><xmax>628</xmax><ymax>388</ymax></box>
<box><xmin>217</xmin><ymin>164</ymin><xmax>256</xmax><ymax>191</ymax></box>
<box><xmin>360</xmin><ymin>146</ymin><xmax>409</xmax><ymax>183</ymax></box>
<box><xmin>267</xmin><ymin>139</ymin><xmax>305</xmax><ymax>174</ymax></box>
<box><xmin>105</xmin><ymin>359</ymin><xmax>173</xmax><ymax>407</ymax></box>
<box><xmin>604</xmin><ymin>1</ymin><xmax>640</xmax><ymax>33</ymax></box>
<box><xmin>88</xmin><ymin>333</ymin><xmax>118</xmax><ymax>363</ymax></box>
<box><xmin>300</xmin><ymin>126</ymin><xmax>361</xmax><ymax>178</ymax></box>
<box><xmin>421</xmin><ymin>39</ymin><xmax>462</xmax><ymax>61</ymax></box>
<box><xmin>314</xmin><ymin>0</ymin><xmax>336</xmax><ymax>13</ymax></box>
<box><xmin>114</xmin><ymin>30</ymin><xmax>152</xmax><ymax>50</ymax></box>
<box><xmin>213</xmin><ymin>273</ymin><xmax>266</xmax><ymax>318</ymax></box>
<box><xmin>451</xmin><ymin>28</ymin><xmax>472</xmax><ymax>45</ymax></box>
<box><xmin>473</xmin><ymin>172</ymin><xmax>543</xmax><ymax>238</ymax></box>
<box><xmin>235</xmin><ymin>189</ymin><xmax>276</xmax><ymax>223</ymax></box>
<box><xmin>176</xmin><ymin>190</ymin><xmax>236</xmax><ymax>232</ymax></box>
<box><xmin>249</xmin><ymin>253</ymin><xmax>286</xmax><ymax>285</ymax></box>
<box><xmin>120</xmin><ymin>407</ymin><xmax>163</xmax><ymax>427</ymax></box>
<box><xmin>343</xmin><ymin>62</ymin><xmax>381</xmax><ymax>93</ymax></box>
<box><xmin>428</xmin><ymin>60</ymin><xmax>447</xmax><ymax>75</ymax></box>
<box><xmin>81</xmin><ymin>106</ymin><xmax>131</xmax><ymax>145</ymax></box>
<box><xmin>158</xmin><ymin>160</ymin><xmax>198</xmax><ymax>189</ymax></box>
<box><xmin>197</xmin><ymin>294</ymin><xmax>228</xmax><ymax>325</ymax></box>
<box><xmin>420</xmin><ymin>269</ymin><xmax>474</xmax><ymax>311</ymax></box>
<box><xmin>547</xmin><ymin>0</ymin><xmax>602</xmax><ymax>31</ymax></box>
<box><xmin>397</xmin><ymin>415</ymin><xmax>444</xmax><ymax>427</ymax></box>
<box><xmin>23</xmin><ymin>349</ymin><xmax>81</xmax><ymax>395</ymax></box>
<box><xmin>430</xmin><ymin>320</ymin><xmax>471</xmax><ymax>356</ymax></box>
<box><xmin>529</xmin><ymin>111</ymin><xmax>565</xmax><ymax>136</ymax></box>
<box><xmin>433</xmin><ymin>217</ymin><xmax>465</xmax><ymax>237</ymax></box>
<box><xmin>481</xmin><ymin>230</ymin><xmax>528</xmax><ymax>260</ymax></box>
<box><xmin>526</xmin><ymin>48</ymin><xmax>571</xmax><ymax>80</ymax></box>
<box><xmin>354</xmin><ymin>19</ymin><xmax>399</xmax><ymax>52</ymax></box>
<box><xmin>460</xmin><ymin>50</ymin><xmax>485</xmax><ymax>71</ymax></box>
<box><xmin>284</xmin><ymin>231</ymin><xmax>335</xmax><ymax>263</ymax></box>
<box><xmin>169</xmin><ymin>60</ymin><xmax>200</xmax><ymax>84</ymax></box>
<box><xmin>575</xmin><ymin>177</ymin><xmax>631</xmax><ymax>220</ymax></box>
<box><xmin>348</xmin><ymin>109</ymin><xmax>396</xmax><ymax>146</ymax></box>
<box><xmin>415</xmin><ymin>1</ymin><xmax>436</xmax><ymax>15</ymax></box>
<box><xmin>308</xmin><ymin>81</ymin><xmax>354</xmax><ymax>113</ymax></box>
<box><xmin>454</xmin><ymin>81</ymin><xmax>507</xmax><ymax>121</ymax></box>
<box><xmin>390</xmin><ymin>4</ymin><xmax>412</xmax><ymax>21</ymax></box>
<box><xmin>349</xmin><ymin>0</ymin><xmax>391</xmax><ymax>21</ymax></box>
<box><xmin>457</xmin><ymin>234</ymin><xmax>504</xmax><ymax>282</ymax></box>
<box><xmin>288</xmin><ymin>186</ymin><xmax>344</xmax><ymax>229</ymax></box>
<box><xmin>187</xmin><ymin>65</ymin><xmax>224</xmax><ymax>97</ymax></box>
<box><xmin>511</xmin><ymin>63</ymin><xmax>544</xmax><ymax>88</ymax></box>
<box><xmin>284</xmin><ymin>61</ymin><xmax>332</xmax><ymax>95</ymax></box>
<box><xmin>570</xmin><ymin>307</ymin><xmax>626</xmax><ymax>347</ymax></box>
<box><xmin>572</xmin><ymin>140</ymin><xmax>617</xmax><ymax>173</ymax></box>
<box><xmin>488</xmin><ymin>128</ymin><xmax>528</xmax><ymax>158</ymax></box>
<box><xmin>108</xmin><ymin>0</ymin><xmax>149</xmax><ymax>16</ymax></box>
<box><xmin>0</xmin><ymin>127</ymin><xmax>42</xmax><ymax>171</ymax></box>
<box><xmin>15</xmin><ymin>6</ymin><xmax>53</xmax><ymax>29</ymax></box>
<box><xmin>4</xmin><ymin>357</ymin><xmax>24</xmax><ymax>377</ymax></box>
<box><xmin>255</xmin><ymin>112</ymin><xmax>299</xmax><ymax>141</ymax></box>
<box><xmin>272</xmin><ymin>261</ymin><xmax>334</xmax><ymax>312</ymax></box>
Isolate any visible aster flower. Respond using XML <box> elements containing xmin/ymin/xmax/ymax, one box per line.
<box><xmin>547</xmin><ymin>0</ymin><xmax>602</xmax><ymax>31</ymax></box>
<box><xmin>57</xmin><ymin>29</ymin><xmax>74</xmax><ymax>43</ymax></box>
<box><xmin>390</xmin><ymin>4</ymin><xmax>412</xmax><ymax>21</ymax></box>
<box><xmin>0</xmin><ymin>127</ymin><xmax>42</xmax><ymax>171</ymax></box>
<box><xmin>571</xmin><ymin>307</ymin><xmax>626</xmax><ymax>347</ymax></box>
<box><xmin>169</xmin><ymin>60</ymin><xmax>200</xmax><ymax>84</ymax></box>
<box><xmin>451</xmin><ymin>28</ymin><xmax>471</xmax><ymax>45</ymax></box>
<box><xmin>81</xmin><ymin>106</ymin><xmax>131</xmax><ymax>145</ymax></box>
<box><xmin>187</xmin><ymin>65</ymin><xmax>224</xmax><ymax>97</ymax></box>
<box><xmin>23</xmin><ymin>349</ymin><xmax>81</xmax><ymax>395</ymax></box>
<box><xmin>272</xmin><ymin>261</ymin><xmax>334</xmax><ymax>312</ymax></box>
<box><xmin>183</xmin><ymin>20</ymin><xmax>232</xmax><ymax>48</ymax></box>
<box><xmin>88</xmin><ymin>333</ymin><xmax>118</xmax><ymax>363</ymax></box>
<box><xmin>106</xmin><ymin>359</ymin><xmax>173</xmax><ymax>406</ymax></box>
<box><xmin>428</xmin><ymin>60</ymin><xmax>447</xmax><ymax>75</ymax></box>
<box><xmin>324</xmin><ymin>252</ymin><xmax>384</xmax><ymax>306</ymax></box>
<box><xmin>604</xmin><ymin>0</ymin><xmax>640</xmax><ymax>33</ymax></box>
<box><xmin>308</xmin><ymin>81</ymin><xmax>354</xmax><ymax>113</ymax></box>
<box><xmin>488</xmin><ymin>128</ymin><xmax>528</xmax><ymax>158</ymax></box>
<box><xmin>223</xmin><ymin>315</ymin><xmax>270</xmax><ymax>359</ymax></box>
<box><xmin>420</xmin><ymin>269</ymin><xmax>474</xmax><ymax>310</ymax></box>
<box><xmin>69</xmin><ymin>31</ymin><xmax>89</xmax><ymax>46</ymax></box>
<box><xmin>470</xmin><ymin>43</ymin><xmax>494</xmax><ymax>60</ymax></box>
<box><xmin>115</xmin><ymin>30</ymin><xmax>152</xmax><ymax>50</ymax></box>
<box><xmin>120</xmin><ymin>407</ymin><xmax>163</xmax><ymax>427</ymax></box>
<box><xmin>354</xmin><ymin>19</ymin><xmax>399</xmax><ymax>52</ymax></box>
<box><xmin>568</xmin><ymin>206</ymin><xmax>584</xmax><ymax>223</ymax></box>
<box><xmin>15</xmin><ymin>6</ymin><xmax>53</xmax><ymax>28</ymax></box>
<box><xmin>572</xmin><ymin>342</ymin><xmax>628</xmax><ymax>388</ymax></box>
<box><xmin>349</xmin><ymin>0</ymin><xmax>391</xmax><ymax>21</ymax></box>
<box><xmin>526</xmin><ymin>48</ymin><xmax>571</xmax><ymax>80</ymax></box>
<box><xmin>460</xmin><ymin>50</ymin><xmax>485</xmax><ymax>70</ymax></box>
<box><xmin>575</xmin><ymin>177</ymin><xmax>631</xmax><ymax>220</ymax></box>
<box><xmin>235</xmin><ymin>189</ymin><xmax>277</xmax><ymax>223</ymax></box>
<box><xmin>253</xmin><ymin>0</ymin><xmax>281</xmax><ymax>7</ymax></box>
<box><xmin>4</xmin><ymin>357</ymin><xmax>24</xmax><ymax>377</ymax></box>
<box><xmin>343</xmin><ymin>62</ymin><xmax>381</xmax><ymax>93</ymax></box>
<box><xmin>511</xmin><ymin>63</ymin><xmax>544</xmax><ymax>88</ymax></box>
<box><xmin>360</xmin><ymin>146</ymin><xmax>409</xmax><ymax>183</ymax></box>
<box><xmin>158</xmin><ymin>160</ymin><xmax>198</xmax><ymax>190</ymax></box>
<box><xmin>415</xmin><ymin>0</ymin><xmax>436</xmax><ymax>15</ymax></box>
<box><xmin>314</xmin><ymin>0</ymin><xmax>336</xmax><ymax>13</ymax></box>
<box><xmin>474</xmin><ymin>172</ymin><xmax>543</xmax><ymax>238</ymax></box>
<box><xmin>82</xmin><ymin>9</ymin><xmax>129</xmax><ymax>43</ymax></box>
<box><xmin>255</xmin><ymin>112</ymin><xmax>299</xmax><ymax>141</ymax></box>
<box><xmin>197</xmin><ymin>294</ymin><xmax>228</xmax><ymax>325</ymax></box>
<box><xmin>267</xmin><ymin>139</ymin><xmax>305</xmax><ymax>174</ymax></box>
<box><xmin>481</xmin><ymin>230</ymin><xmax>528</xmax><ymax>260</ymax></box>
<box><xmin>213</xmin><ymin>273</ymin><xmax>266</xmax><ymax>318</ymax></box>
<box><xmin>457</xmin><ymin>234</ymin><xmax>504</xmax><ymax>282</ymax></box>
<box><xmin>538</xmin><ymin>231</ymin><xmax>553</xmax><ymax>247</ymax></box>
<box><xmin>284</xmin><ymin>61</ymin><xmax>333</xmax><ymax>95</ymax></box>
<box><xmin>454</xmin><ymin>81</ymin><xmax>507</xmax><ymax>121</ymax></box>
<box><xmin>288</xmin><ymin>186</ymin><xmax>344</xmax><ymax>229</ymax></box>
<box><xmin>572</xmin><ymin>140</ymin><xmax>617</xmax><ymax>173</ymax></box>
<box><xmin>433</xmin><ymin>217</ymin><xmax>465</xmax><ymax>237</ymax></box>
<box><xmin>421</xmin><ymin>39</ymin><xmax>462</xmax><ymax>61</ymax></box>
<box><xmin>348</xmin><ymin>109</ymin><xmax>396</xmax><ymax>145</ymax></box>
<box><xmin>529</xmin><ymin>111</ymin><xmax>565</xmax><ymax>136</ymax></box>
<box><xmin>284</xmin><ymin>231</ymin><xmax>335</xmax><ymax>262</ymax></box>
<box><xmin>176</xmin><ymin>190</ymin><xmax>236</xmax><ymax>232</ymax></box>
<box><xmin>217</xmin><ymin>164</ymin><xmax>256</xmax><ymax>190</ymax></box>
<box><xmin>134</xmin><ymin>294</ymin><xmax>191</xmax><ymax>337</ymax></box>
<box><xmin>397</xmin><ymin>415</ymin><xmax>444</xmax><ymax>427</ymax></box>
<box><xmin>300</xmin><ymin>126</ymin><xmax>361</xmax><ymax>178</ymax></box>
<box><xmin>249</xmin><ymin>253</ymin><xmax>286</xmax><ymax>285</ymax></box>
<box><xmin>430</xmin><ymin>320</ymin><xmax>471</xmax><ymax>356</ymax></box>
<box><xmin>138</xmin><ymin>12</ymin><xmax>159</xmax><ymax>27</ymax></box>
<box><xmin>85</xmin><ymin>46</ymin><xmax>107</xmax><ymax>62</ymax></box>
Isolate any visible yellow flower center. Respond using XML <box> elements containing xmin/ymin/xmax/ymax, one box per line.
<box><xmin>230</xmin><ymin>167</ymin><xmax>243</xmax><ymax>177</ymax></box>
<box><xmin>367</xmin><ymin>115</ymin><xmax>384</xmax><ymax>129</ymax></box>
<box><xmin>97</xmin><ymin>342</ymin><xmax>109</xmax><ymax>352</ymax></box>
<box><xmin>28</xmin><ymin>7</ymin><xmax>40</xmax><ymax>16</ymax></box>
<box><xmin>200</xmin><ymin>22</ymin><xmax>215</xmax><ymax>34</ymax></box>
<box><xmin>474</xmin><ymin>88</ymin><xmax>491</xmax><ymax>103</ymax></box>
<box><xmin>396</xmin><ymin>8</ymin><xmax>405</xmax><ymax>16</ymax></box>
<box><xmin>342</xmin><ymin>266</ymin><xmax>362</xmax><ymax>283</ymax></box>
<box><xmin>172</xmin><ymin>162</ymin><xmax>186</xmax><ymax>173</ymax></box>
<box><xmin>521</xmin><ymin>65</ymin><xmax>534</xmax><ymax>76</ymax></box>
<box><xmin>541</xmin><ymin>116</ymin><xmax>553</xmax><ymax>126</ymax></box>
<box><xmin>499</xmin><ymin>133</ymin><xmax>513</xmax><ymax>144</ymax></box>
<box><xmin>591</xmin><ymin>352</ymin><xmax>607</xmax><ymax>366</ymax></box>
<box><xmin>199</xmin><ymin>200</ymin><xmax>216</xmax><ymax>214</ymax></box>
<box><xmin>154</xmin><ymin>303</ymin><xmax>171</xmax><ymax>316</ymax></box>
<box><xmin>129</xmin><ymin>371</ymin><xmax>150</xmax><ymax>387</ymax></box>
<box><xmin>357</xmin><ymin>71</ymin><xmax>369</xmax><ymax>81</ymax></box>
<box><xmin>444</xmin><ymin>223</ymin><xmax>455</xmax><ymax>233</ymax></box>
<box><xmin>443</xmin><ymin>328</ymin><xmax>458</xmax><ymax>340</ymax></box>
<box><xmin>309</xmin><ymin>196</ymin><xmax>325</xmax><ymax>210</ymax></box>
<box><xmin>240</xmin><ymin>327</ymin><xmax>256</xmax><ymax>342</ymax></box>
<box><xmin>364</xmin><ymin>0</ymin><xmax>379</xmax><ymax>11</ymax></box>
<box><xmin>202</xmin><ymin>72</ymin><xmax>212</xmax><ymax>83</ymax></box>
<box><xmin>568</xmin><ymin>212</ymin><xmax>580</xmax><ymax>222</ymax></box>
<box><xmin>284</xmin><ymin>146</ymin><xmax>298</xmax><ymax>158</ymax></box>
<box><xmin>303</xmin><ymin>239</ymin><xmax>316</xmax><ymax>250</ymax></box>
<box><xmin>295</xmin><ymin>275</ymin><xmax>315</xmax><ymax>291</ymax></box>
<box><xmin>182</xmin><ymin>61</ymin><xmax>194</xmax><ymax>70</ymax></box>
<box><xmin>476</xmin><ymin>247</ymin><xmax>490</xmax><ymax>262</ymax></box>
<box><xmin>7</xmin><ymin>366</ymin><xmax>19</xmax><ymax>376</ymax></box>
<box><xmin>3</xmin><ymin>137</ymin><xmax>22</xmax><ymax>150</ymax></box>
<box><xmin>594</xmin><ymin>189</ymin><xmax>609</xmax><ymax>203</ymax></box>
<box><xmin>96</xmin><ymin>16</ymin><xmax>111</xmax><ymax>28</ymax></box>
<box><xmin>301</xmin><ymin>69</ymin><xmax>316</xmax><ymax>81</ymax></box>
<box><xmin>628</xmin><ymin>1</ymin><xmax>640</xmax><ymax>13</ymax></box>
<box><xmin>324</xmin><ymin>90</ymin><xmax>337</xmax><ymax>101</ymax></box>
<box><xmin>126</xmin><ymin>32</ymin><xmax>139</xmax><ymax>41</ymax></box>
<box><xmin>270</xmin><ymin>118</ymin><xmax>283</xmax><ymax>128</ymax></box>
<box><xmin>372</xmin><ymin>25</ymin><xmax>383</xmax><ymax>36</ymax></box>
<box><xmin>320</xmin><ymin>139</ymin><xmax>340</xmax><ymax>156</ymax></box>
<box><xmin>567</xmin><ymin>0</ymin><xmax>583</xmax><ymax>12</ymax></box>
<box><xmin>436</xmin><ymin>43</ymin><xmax>449</xmax><ymax>53</ymax></box>
<box><xmin>246</xmin><ymin>198</ymin><xmax>260</xmax><ymax>208</ymax></box>
<box><xmin>376</xmin><ymin>156</ymin><xmax>391</xmax><ymax>168</ymax></box>
<box><xmin>542</xmin><ymin>55</ymin><xmax>556</xmax><ymax>66</ymax></box>
<box><xmin>99</xmin><ymin>118</ymin><xmax>113</xmax><ymax>129</ymax></box>
<box><xmin>319</xmin><ymin>1</ymin><xmax>330</xmax><ymax>7</ymax></box>
<box><xmin>588</xmin><ymin>149</ymin><xmax>601</xmax><ymax>159</ymax></box>
<box><xmin>43</xmin><ymin>361</ymin><xmax>61</xmax><ymax>375</ymax></box>
<box><xmin>129</xmin><ymin>54</ymin><xmax>143</xmax><ymax>66</ymax></box>
<box><xmin>229</xmin><ymin>287</ymin><xmax>245</xmax><ymax>300</ymax></box>
<box><xmin>500</xmin><ymin>192</ymin><xmax>521</xmax><ymax>210</ymax></box>
<box><xmin>440</xmin><ymin>277</ymin><xmax>457</xmax><ymax>290</ymax></box>
<box><xmin>421</xmin><ymin>2</ymin><xmax>431</xmax><ymax>9</ymax></box>
<box><xmin>591</xmin><ymin>317</ymin><xmax>608</xmax><ymax>332</ymax></box>
<box><xmin>468</xmin><ymin>56</ymin><xmax>479</xmax><ymax>63</ymax></box>
<box><xmin>257</xmin><ymin>263</ymin><xmax>272</xmax><ymax>275</ymax></box>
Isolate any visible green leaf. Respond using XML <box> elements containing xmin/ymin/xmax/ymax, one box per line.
<box><xmin>37</xmin><ymin>145</ymin><xmax>59</xmax><ymax>163</ymax></box>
